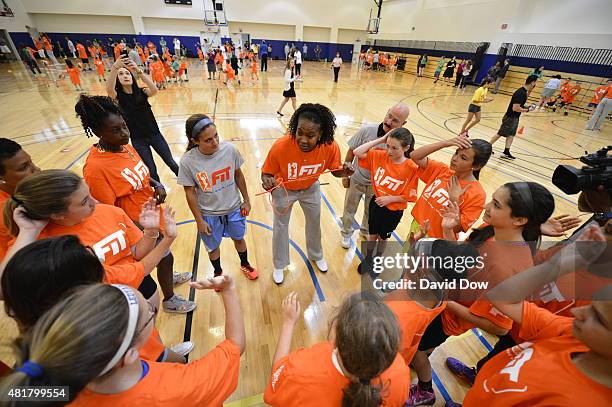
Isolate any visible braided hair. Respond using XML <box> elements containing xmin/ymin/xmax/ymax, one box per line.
<box><xmin>75</xmin><ymin>94</ymin><xmax>125</xmax><ymax>138</ymax></box>
<box><xmin>287</xmin><ymin>103</ymin><xmax>336</xmax><ymax>146</ymax></box>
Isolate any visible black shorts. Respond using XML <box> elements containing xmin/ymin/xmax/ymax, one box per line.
<box><xmin>368</xmin><ymin>196</ymin><xmax>403</xmax><ymax>239</ymax></box>
<box><xmin>81</xmin><ymin>58</ymin><xmax>89</xmax><ymax>64</ymax></box>
<box><xmin>138</xmin><ymin>274</ymin><xmax>158</xmax><ymax>299</ymax></box>
<box><xmin>497</xmin><ymin>114</ymin><xmax>520</xmax><ymax>137</ymax></box>
<box><xmin>283</xmin><ymin>88</ymin><xmax>296</xmax><ymax>98</ymax></box>
<box><xmin>418</xmin><ymin>313</ymin><xmax>449</xmax><ymax>351</ymax></box>
<box><xmin>468</xmin><ymin>104</ymin><xmax>481</xmax><ymax>113</ymax></box>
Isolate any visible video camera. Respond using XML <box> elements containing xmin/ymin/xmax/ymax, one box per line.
<box><xmin>552</xmin><ymin>146</ymin><xmax>612</xmax><ymax>194</ymax></box>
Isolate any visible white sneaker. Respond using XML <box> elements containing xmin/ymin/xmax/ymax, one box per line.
<box><xmin>315</xmin><ymin>259</ymin><xmax>328</xmax><ymax>273</ymax></box>
<box><xmin>340</xmin><ymin>236</ymin><xmax>352</xmax><ymax>249</ymax></box>
<box><xmin>169</xmin><ymin>341</ymin><xmax>194</xmax><ymax>356</ymax></box>
<box><xmin>273</xmin><ymin>268</ymin><xmax>285</xmax><ymax>284</ymax></box>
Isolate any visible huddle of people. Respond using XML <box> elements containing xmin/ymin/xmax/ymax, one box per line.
<box><xmin>360</xmin><ymin>49</ymin><xmax>398</xmax><ymax>71</ymax></box>
<box><xmin>0</xmin><ymin>78</ymin><xmax>611</xmax><ymax>405</ymax></box>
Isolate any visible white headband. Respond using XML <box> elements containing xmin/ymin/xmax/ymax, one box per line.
<box><xmin>98</xmin><ymin>284</ymin><xmax>140</xmax><ymax>376</ymax></box>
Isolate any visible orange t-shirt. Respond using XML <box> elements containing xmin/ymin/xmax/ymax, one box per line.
<box><xmin>83</xmin><ymin>144</ymin><xmax>154</xmax><ymax>222</ymax></box>
<box><xmin>197</xmin><ymin>49</ymin><xmax>203</xmax><ymax>60</ymax></box>
<box><xmin>71</xmin><ymin>339</ymin><xmax>241</xmax><ymax>407</ymax></box>
<box><xmin>385</xmin><ymin>294</ymin><xmax>446</xmax><ymax>364</ymax></box>
<box><xmin>226</xmin><ymin>66</ymin><xmax>235</xmax><ymax>79</ymax></box>
<box><xmin>464</xmin><ymin>302</ymin><xmax>612</xmax><ymax>406</ymax></box>
<box><xmin>179</xmin><ymin>62</ymin><xmax>187</xmax><ymax>75</ymax></box>
<box><xmin>150</xmin><ymin>61</ymin><xmax>164</xmax><ymax>83</ymax></box>
<box><xmin>441</xmin><ymin>240</ymin><xmax>533</xmax><ymax>336</ymax></box>
<box><xmin>590</xmin><ymin>85</ymin><xmax>608</xmax><ymax>104</ymax></box>
<box><xmin>66</xmin><ymin>67</ymin><xmax>81</xmax><ymax>85</ymax></box>
<box><xmin>88</xmin><ymin>46</ymin><xmax>97</xmax><ymax>58</ymax></box>
<box><xmin>251</xmin><ymin>60</ymin><xmax>258</xmax><ymax>73</ymax></box>
<box><xmin>7</xmin><ymin>204</ymin><xmax>145</xmax><ymax>288</ymax></box>
<box><xmin>76</xmin><ymin>44</ymin><xmax>87</xmax><ymax>59</ymax></box>
<box><xmin>412</xmin><ymin>159</ymin><xmax>486</xmax><ymax>238</ymax></box>
<box><xmin>563</xmin><ymin>84</ymin><xmax>581</xmax><ymax>103</ymax></box>
<box><xmin>94</xmin><ymin>59</ymin><xmax>105</xmax><ymax>75</ymax></box>
<box><xmin>140</xmin><ymin>327</ymin><xmax>165</xmax><ymax>362</ymax></box>
<box><xmin>367</xmin><ymin>54</ymin><xmax>374</xmax><ymax>64</ymax></box>
<box><xmin>263</xmin><ymin>342</ymin><xmax>410</xmax><ymax>407</ymax></box>
<box><xmin>358</xmin><ymin>149</ymin><xmax>419</xmax><ymax>210</ymax></box>
<box><xmin>262</xmin><ymin>135</ymin><xmax>341</xmax><ymax>191</ymax></box>
<box><xmin>42</xmin><ymin>37</ymin><xmax>52</xmax><ymax>51</ymax></box>
<box><xmin>114</xmin><ymin>45</ymin><xmax>121</xmax><ymax>59</ymax></box>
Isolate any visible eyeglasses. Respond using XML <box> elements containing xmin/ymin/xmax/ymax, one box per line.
<box><xmin>136</xmin><ymin>301</ymin><xmax>157</xmax><ymax>337</ymax></box>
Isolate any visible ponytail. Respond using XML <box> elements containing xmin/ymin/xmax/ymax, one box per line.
<box><xmin>3</xmin><ymin>170</ymin><xmax>81</xmax><ymax>237</ymax></box>
<box><xmin>469</xmin><ymin>139</ymin><xmax>492</xmax><ymax>180</ymax></box>
<box><xmin>0</xmin><ymin>284</ymin><xmax>134</xmax><ymax>406</ymax></box>
<box><xmin>335</xmin><ymin>292</ymin><xmax>400</xmax><ymax>407</ymax></box>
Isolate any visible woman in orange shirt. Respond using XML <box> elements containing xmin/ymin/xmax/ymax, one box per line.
<box><xmin>261</xmin><ymin>103</ymin><xmax>353</xmax><ymax>284</ymax></box>
<box><xmin>1</xmin><ymin>235</ymin><xmax>191</xmax><ymax>363</ymax></box>
<box><xmin>458</xmin><ymin>224</ymin><xmax>611</xmax><ymax>406</ymax></box>
<box><xmin>409</xmin><ymin>136</ymin><xmax>492</xmax><ymax>239</ymax></box>
<box><xmin>76</xmin><ymin>41</ymin><xmax>91</xmax><ymax>71</ymax></box>
<box><xmin>1</xmin><ymin>169</ymin><xmax>172</xmax><ymax>305</ymax></box>
<box><xmin>65</xmin><ymin>59</ymin><xmax>82</xmax><ymax>91</ymax></box>
<box><xmin>0</xmin><ymin>276</ymin><xmax>245</xmax><ymax>405</ymax></box>
<box><xmin>76</xmin><ymin>94</ymin><xmax>196</xmax><ymax>314</ymax></box>
<box><xmin>264</xmin><ymin>291</ymin><xmax>410</xmax><ymax>406</ymax></box>
<box><xmin>352</xmin><ymin>128</ymin><xmax>419</xmax><ymax>274</ymax></box>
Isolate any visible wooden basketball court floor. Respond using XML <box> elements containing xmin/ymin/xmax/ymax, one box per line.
<box><xmin>1</xmin><ymin>58</ymin><xmax>610</xmax><ymax>405</ymax></box>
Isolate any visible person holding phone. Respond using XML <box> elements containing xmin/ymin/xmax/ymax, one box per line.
<box><xmin>106</xmin><ymin>55</ymin><xmax>179</xmax><ymax>182</ymax></box>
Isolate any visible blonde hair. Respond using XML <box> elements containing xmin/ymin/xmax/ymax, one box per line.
<box><xmin>0</xmin><ymin>284</ymin><xmax>136</xmax><ymax>406</ymax></box>
<box><xmin>3</xmin><ymin>170</ymin><xmax>81</xmax><ymax>237</ymax></box>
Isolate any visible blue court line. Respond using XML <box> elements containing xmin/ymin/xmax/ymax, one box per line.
<box><xmin>471</xmin><ymin>328</ymin><xmax>494</xmax><ymax>352</ymax></box>
<box><xmin>64</xmin><ymin>147</ymin><xmax>90</xmax><ymax>170</ymax></box>
<box><xmin>176</xmin><ymin>219</ymin><xmax>325</xmax><ymax>302</ymax></box>
<box><xmin>320</xmin><ymin>191</ymin><xmax>455</xmax><ymax>404</ymax></box>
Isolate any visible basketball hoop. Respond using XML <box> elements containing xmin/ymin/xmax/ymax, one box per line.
<box><xmin>367</xmin><ymin>18</ymin><xmax>381</xmax><ymax>34</ymax></box>
<box><xmin>204</xmin><ymin>24</ymin><xmax>220</xmax><ymax>33</ymax></box>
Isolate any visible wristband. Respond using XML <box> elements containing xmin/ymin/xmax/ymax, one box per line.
<box><xmin>144</xmin><ymin>230</ymin><xmax>160</xmax><ymax>239</ymax></box>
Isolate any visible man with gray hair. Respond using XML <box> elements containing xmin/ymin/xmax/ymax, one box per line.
<box><xmin>340</xmin><ymin>103</ymin><xmax>410</xmax><ymax>248</ymax></box>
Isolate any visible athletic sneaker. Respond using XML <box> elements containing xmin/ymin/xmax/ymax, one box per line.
<box><xmin>446</xmin><ymin>357</ymin><xmax>477</xmax><ymax>385</ymax></box>
<box><xmin>170</xmin><ymin>341</ymin><xmax>194</xmax><ymax>356</ymax></box>
<box><xmin>241</xmin><ymin>264</ymin><xmax>259</xmax><ymax>280</ymax></box>
<box><xmin>173</xmin><ymin>271</ymin><xmax>192</xmax><ymax>285</ymax></box>
<box><xmin>500</xmin><ymin>151</ymin><xmax>516</xmax><ymax>160</ymax></box>
<box><xmin>273</xmin><ymin>268</ymin><xmax>285</xmax><ymax>284</ymax></box>
<box><xmin>315</xmin><ymin>259</ymin><xmax>328</xmax><ymax>273</ymax></box>
<box><xmin>163</xmin><ymin>294</ymin><xmax>197</xmax><ymax>314</ymax></box>
<box><xmin>406</xmin><ymin>383</ymin><xmax>436</xmax><ymax>406</ymax></box>
<box><xmin>340</xmin><ymin>236</ymin><xmax>352</xmax><ymax>249</ymax></box>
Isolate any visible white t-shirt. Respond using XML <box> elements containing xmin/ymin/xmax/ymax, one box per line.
<box><xmin>174</xmin><ymin>39</ymin><xmax>180</xmax><ymax>49</ymax></box>
<box><xmin>332</xmin><ymin>57</ymin><xmax>343</xmax><ymax>68</ymax></box>
<box><xmin>294</xmin><ymin>50</ymin><xmax>302</xmax><ymax>64</ymax></box>
<box><xmin>544</xmin><ymin>78</ymin><xmax>561</xmax><ymax>90</ymax></box>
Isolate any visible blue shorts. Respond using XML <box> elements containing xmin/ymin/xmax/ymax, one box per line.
<box><xmin>200</xmin><ymin>208</ymin><xmax>246</xmax><ymax>252</ymax></box>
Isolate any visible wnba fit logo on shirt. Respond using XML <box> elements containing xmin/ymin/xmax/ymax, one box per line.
<box><xmin>121</xmin><ymin>161</ymin><xmax>149</xmax><ymax>191</ymax></box>
<box><xmin>92</xmin><ymin>230</ymin><xmax>128</xmax><ymax>262</ymax></box>
<box><xmin>287</xmin><ymin>163</ymin><xmax>324</xmax><ymax>179</ymax></box>
<box><xmin>422</xmin><ymin>179</ymin><xmax>450</xmax><ymax>205</ymax></box>
<box><xmin>196</xmin><ymin>166</ymin><xmax>231</xmax><ymax>192</ymax></box>
<box><xmin>373</xmin><ymin>167</ymin><xmax>405</xmax><ymax>191</ymax></box>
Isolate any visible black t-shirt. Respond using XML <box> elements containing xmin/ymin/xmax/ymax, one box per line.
<box><xmin>506</xmin><ymin>87</ymin><xmax>528</xmax><ymax>118</ymax></box>
<box><xmin>446</xmin><ymin>60</ymin><xmax>456</xmax><ymax>69</ymax></box>
<box><xmin>116</xmin><ymin>86</ymin><xmax>160</xmax><ymax>140</ymax></box>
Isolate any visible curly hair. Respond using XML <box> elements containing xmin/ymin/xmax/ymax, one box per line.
<box><xmin>74</xmin><ymin>94</ymin><xmax>125</xmax><ymax>138</ymax></box>
<box><xmin>287</xmin><ymin>103</ymin><xmax>336</xmax><ymax>145</ymax></box>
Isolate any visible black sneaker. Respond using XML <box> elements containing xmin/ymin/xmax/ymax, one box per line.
<box><xmin>501</xmin><ymin>152</ymin><xmax>516</xmax><ymax>160</ymax></box>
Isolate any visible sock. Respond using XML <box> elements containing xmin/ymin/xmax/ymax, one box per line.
<box><xmin>503</xmin><ymin>148</ymin><xmax>510</xmax><ymax>154</ymax></box>
<box><xmin>418</xmin><ymin>380</ymin><xmax>433</xmax><ymax>392</ymax></box>
<box><xmin>238</xmin><ymin>250</ymin><xmax>249</xmax><ymax>267</ymax></box>
<box><xmin>211</xmin><ymin>258</ymin><xmax>223</xmax><ymax>276</ymax></box>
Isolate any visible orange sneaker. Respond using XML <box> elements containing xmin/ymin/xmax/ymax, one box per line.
<box><xmin>241</xmin><ymin>264</ymin><xmax>259</xmax><ymax>280</ymax></box>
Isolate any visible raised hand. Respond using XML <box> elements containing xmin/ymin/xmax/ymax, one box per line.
<box><xmin>448</xmin><ymin>175</ymin><xmax>471</xmax><ymax>203</ymax></box>
<box><xmin>440</xmin><ymin>201</ymin><xmax>461</xmax><ymax>230</ymax></box>
<box><xmin>13</xmin><ymin>207</ymin><xmax>48</xmax><ymax>236</ymax></box>
<box><xmin>448</xmin><ymin>135</ymin><xmax>472</xmax><ymax>149</ymax></box>
<box><xmin>190</xmin><ymin>274</ymin><xmax>234</xmax><ymax>292</ymax></box>
<box><xmin>162</xmin><ymin>206</ymin><xmax>177</xmax><ymax>239</ymax></box>
<box><xmin>540</xmin><ymin>214</ymin><xmax>582</xmax><ymax>237</ymax></box>
<box><xmin>139</xmin><ymin>198</ymin><xmax>160</xmax><ymax>230</ymax></box>
<box><xmin>282</xmin><ymin>291</ymin><xmax>301</xmax><ymax>325</ymax></box>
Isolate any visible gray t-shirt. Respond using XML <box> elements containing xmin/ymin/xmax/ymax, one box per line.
<box><xmin>178</xmin><ymin>142</ymin><xmax>244</xmax><ymax>215</ymax></box>
<box><xmin>347</xmin><ymin>123</ymin><xmax>386</xmax><ymax>185</ymax></box>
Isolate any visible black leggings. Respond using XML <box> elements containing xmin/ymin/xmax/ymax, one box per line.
<box><xmin>26</xmin><ymin>59</ymin><xmax>41</xmax><ymax>75</ymax></box>
<box><xmin>333</xmin><ymin>67</ymin><xmax>340</xmax><ymax>82</ymax></box>
<box><xmin>455</xmin><ymin>74</ymin><xmax>463</xmax><ymax>87</ymax></box>
<box><xmin>459</xmin><ymin>75</ymin><xmax>468</xmax><ymax>88</ymax></box>
<box><xmin>295</xmin><ymin>63</ymin><xmax>301</xmax><ymax>76</ymax></box>
<box><xmin>476</xmin><ymin>333</ymin><xmax>516</xmax><ymax>371</ymax></box>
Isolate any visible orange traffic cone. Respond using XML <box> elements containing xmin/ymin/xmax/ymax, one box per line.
<box><xmin>517</xmin><ymin>126</ymin><xmax>524</xmax><ymax>135</ymax></box>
